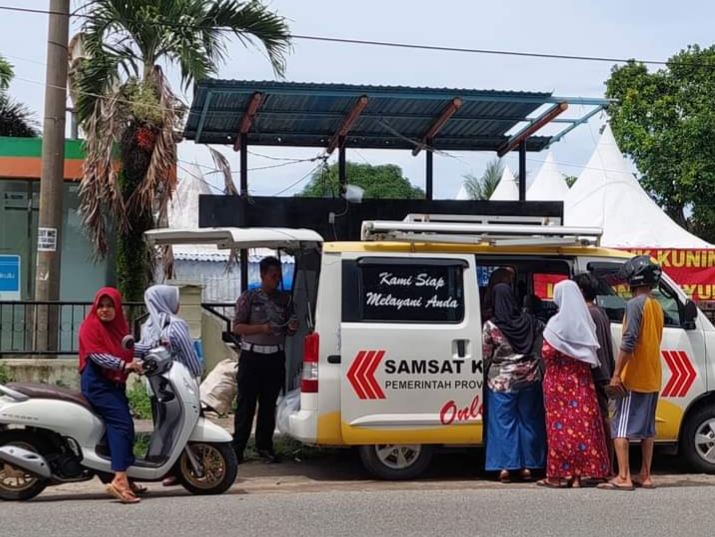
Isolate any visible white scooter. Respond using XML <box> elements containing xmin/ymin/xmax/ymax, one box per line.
<box><xmin>0</xmin><ymin>338</ymin><xmax>237</xmax><ymax>501</ymax></box>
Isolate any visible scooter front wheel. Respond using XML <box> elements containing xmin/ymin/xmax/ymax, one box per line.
<box><xmin>176</xmin><ymin>442</ymin><xmax>238</xmax><ymax>495</ymax></box>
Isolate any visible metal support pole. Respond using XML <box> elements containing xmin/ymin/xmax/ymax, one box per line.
<box><xmin>518</xmin><ymin>141</ymin><xmax>527</xmax><ymax>202</ymax></box>
<box><xmin>34</xmin><ymin>0</ymin><xmax>70</xmax><ymax>353</ymax></box>
<box><xmin>239</xmin><ymin>134</ymin><xmax>249</xmax><ymax>292</ymax></box>
<box><xmin>425</xmin><ymin>138</ymin><xmax>434</xmax><ymax>200</ymax></box>
<box><xmin>338</xmin><ymin>137</ymin><xmax>346</xmax><ymax>193</ymax></box>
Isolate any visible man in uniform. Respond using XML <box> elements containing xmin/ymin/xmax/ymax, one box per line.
<box><xmin>232</xmin><ymin>256</ymin><xmax>298</xmax><ymax>463</ymax></box>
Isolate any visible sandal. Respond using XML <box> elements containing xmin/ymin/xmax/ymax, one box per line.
<box><xmin>596</xmin><ymin>481</ymin><xmax>635</xmax><ymax>491</ymax></box>
<box><xmin>633</xmin><ymin>481</ymin><xmax>656</xmax><ymax>489</ymax></box>
<box><xmin>106</xmin><ymin>483</ymin><xmax>141</xmax><ymax>504</ymax></box>
<box><xmin>536</xmin><ymin>479</ymin><xmax>568</xmax><ymax>489</ymax></box>
<box><xmin>498</xmin><ymin>470</ymin><xmax>511</xmax><ymax>484</ymax></box>
<box><xmin>520</xmin><ymin>469</ymin><xmax>533</xmax><ymax>482</ymax></box>
<box><xmin>130</xmin><ymin>482</ymin><xmax>148</xmax><ymax>495</ymax></box>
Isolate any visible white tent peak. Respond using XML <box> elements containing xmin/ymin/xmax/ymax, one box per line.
<box><xmin>527</xmin><ymin>152</ymin><xmax>569</xmax><ymax>201</ymax></box>
<box><xmin>455</xmin><ymin>183</ymin><xmax>471</xmax><ymax>200</ymax></box>
<box><xmin>490</xmin><ymin>165</ymin><xmax>519</xmax><ymax>201</ymax></box>
<box><xmin>565</xmin><ymin>123</ymin><xmax>711</xmax><ymax>248</ymax></box>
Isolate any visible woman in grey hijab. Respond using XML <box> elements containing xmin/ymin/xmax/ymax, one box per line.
<box><xmin>137</xmin><ymin>285</ymin><xmax>202</xmax><ymax>379</ymax></box>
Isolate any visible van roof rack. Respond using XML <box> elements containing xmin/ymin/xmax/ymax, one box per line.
<box><xmin>361</xmin><ymin>214</ymin><xmax>602</xmax><ymax>247</ymax></box>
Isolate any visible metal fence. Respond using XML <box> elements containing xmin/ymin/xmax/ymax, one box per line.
<box><xmin>0</xmin><ymin>301</ymin><xmax>147</xmax><ymax>357</ymax></box>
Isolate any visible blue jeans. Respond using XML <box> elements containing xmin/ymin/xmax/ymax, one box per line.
<box><xmin>81</xmin><ymin>363</ymin><xmax>135</xmax><ymax>472</ymax></box>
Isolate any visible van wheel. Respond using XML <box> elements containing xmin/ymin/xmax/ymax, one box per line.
<box><xmin>359</xmin><ymin>444</ymin><xmax>433</xmax><ymax>480</ymax></box>
<box><xmin>681</xmin><ymin>406</ymin><xmax>715</xmax><ymax>473</ymax></box>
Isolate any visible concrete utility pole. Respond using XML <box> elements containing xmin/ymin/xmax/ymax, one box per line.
<box><xmin>34</xmin><ymin>0</ymin><xmax>70</xmax><ymax>352</ymax></box>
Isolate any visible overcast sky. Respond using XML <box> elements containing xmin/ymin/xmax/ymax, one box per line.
<box><xmin>1</xmin><ymin>0</ymin><xmax>714</xmax><ymax>198</ymax></box>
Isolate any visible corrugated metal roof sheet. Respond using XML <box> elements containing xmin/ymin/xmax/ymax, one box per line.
<box><xmin>184</xmin><ymin>80</ymin><xmax>578</xmax><ymax>152</ymax></box>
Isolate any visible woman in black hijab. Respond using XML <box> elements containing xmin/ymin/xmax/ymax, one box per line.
<box><xmin>482</xmin><ymin>278</ymin><xmax>546</xmax><ymax>483</ymax></box>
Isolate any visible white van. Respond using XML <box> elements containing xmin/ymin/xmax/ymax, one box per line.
<box><xmin>147</xmin><ymin>215</ymin><xmax>715</xmax><ymax>480</ymax></box>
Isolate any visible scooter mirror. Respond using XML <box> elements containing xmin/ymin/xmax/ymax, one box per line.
<box><xmin>121</xmin><ymin>335</ymin><xmax>135</xmax><ymax>350</ymax></box>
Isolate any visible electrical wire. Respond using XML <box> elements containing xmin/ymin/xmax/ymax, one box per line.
<box><xmin>0</xmin><ymin>4</ymin><xmax>712</xmax><ymax>68</ymax></box>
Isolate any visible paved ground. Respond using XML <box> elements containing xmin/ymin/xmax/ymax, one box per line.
<box><xmin>2</xmin><ymin>450</ymin><xmax>715</xmax><ymax>536</ymax></box>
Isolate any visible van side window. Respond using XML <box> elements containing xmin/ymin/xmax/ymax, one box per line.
<box><xmin>591</xmin><ymin>273</ymin><xmax>682</xmax><ymax>328</ymax></box>
<box><xmin>342</xmin><ymin>258</ymin><xmax>466</xmax><ymax>323</ymax></box>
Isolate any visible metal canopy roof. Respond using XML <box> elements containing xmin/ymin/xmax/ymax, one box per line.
<box><xmin>185</xmin><ymin>80</ymin><xmax>609</xmax><ymax>152</ymax></box>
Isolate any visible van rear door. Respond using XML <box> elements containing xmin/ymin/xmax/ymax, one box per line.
<box><xmin>339</xmin><ymin>253</ymin><xmax>482</xmax><ymax>445</ymax></box>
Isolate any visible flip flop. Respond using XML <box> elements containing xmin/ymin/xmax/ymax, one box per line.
<box><xmin>596</xmin><ymin>481</ymin><xmax>635</xmax><ymax>491</ymax></box>
<box><xmin>130</xmin><ymin>483</ymin><xmax>149</xmax><ymax>495</ymax></box>
<box><xmin>106</xmin><ymin>484</ymin><xmax>141</xmax><ymax>504</ymax></box>
<box><xmin>536</xmin><ymin>479</ymin><xmax>568</xmax><ymax>489</ymax></box>
<box><xmin>633</xmin><ymin>481</ymin><xmax>656</xmax><ymax>489</ymax></box>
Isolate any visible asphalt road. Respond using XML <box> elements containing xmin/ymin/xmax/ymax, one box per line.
<box><xmin>2</xmin><ymin>451</ymin><xmax>715</xmax><ymax>537</ymax></box>
<box><xmin>3</xmin><ymin>484</ymin><xmax>715</xmax><ymax>537</ymax></box>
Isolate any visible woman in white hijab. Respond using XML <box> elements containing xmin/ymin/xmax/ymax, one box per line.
<box><xmin>137</xmin><ymin>285</ymin><xmax>202</xmax><ymax>379</ymax></box>
<box><xmin>538</xmin><ymin>280</ymin><xmax>610</xmax><ymax>489</ymax></box>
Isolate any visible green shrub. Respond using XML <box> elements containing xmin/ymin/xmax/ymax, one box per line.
<box><xmin>127</xmin><ymin>382</ymin><xmax>152</xmax><ymax>420</ymax></box>
<box><xmin>0</xmin><ymin>362</ymin><xmax>12</xmax><ymax>385</ymax></box>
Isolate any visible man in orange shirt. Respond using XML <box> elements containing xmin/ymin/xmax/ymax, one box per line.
<box><xmin>600</xmin><ymin>256</ymin><xmax>664</xmax><ymax>491</ymax></box>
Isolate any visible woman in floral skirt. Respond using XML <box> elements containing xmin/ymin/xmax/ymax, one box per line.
<box><xmin>539</xmin><ymin>280</ymin><xmax>610</xmax><ymax>488</ymax></box>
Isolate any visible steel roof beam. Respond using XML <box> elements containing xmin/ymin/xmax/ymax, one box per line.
<box><xmin>233</xmin><ymin>92</ymin><xmax>263</xmax><ymax>151</ymax></box>
<box><xmin>326</xmin><ymin>95</ymin><xmax>369</xmax><ymax>154</ymax></box>
<box><xmin>497</xmin><ymin>102</ymin><xmax>568</xmax><ymax>157</ymax></box>
<box><xmin>547</xmin><ymin>104</ymin><xmax>607</xmax><ymax>147</ymax></box>
<box><xmin>412</xmin><ymin>98</ymin><xmax>463</xmax><ymax>156</ymax></box>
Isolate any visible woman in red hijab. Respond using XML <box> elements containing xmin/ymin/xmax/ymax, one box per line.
<box><xmin>79</xmin><ymin>287</ymin><xmax>143</xmax><ymax>504</ymax></box>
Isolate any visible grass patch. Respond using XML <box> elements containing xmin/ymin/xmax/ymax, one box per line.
<box><xmin>134</xmin><ymin>433</ymin><xmax>151</xmax><ymax>459</ymax></box>
<box><xmin>244</xmin><ymin>436</ymin><xmax>335</xmax><ymax>462</ymax></box>
<box><xmin>0</xmin><ymin>362</ymin><xmax>12</xmax><ymax>384</ymax></box>
<box><xmin>127</xmin><ymin>382</ymin><xmax>152</xmax><ymax>420</ymax></box>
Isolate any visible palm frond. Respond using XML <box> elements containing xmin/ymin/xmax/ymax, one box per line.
<box><xmin>0</xmin><ymin>55</ymin><xmax>13</xmax><ymax>91</ymax></box>
<box><xmin>0</xmin><ymin>94</ymin><xmax>39</xmax><ymax>137</ymax></box>
<box><xmin>208</xmin><ymin>146</ymin><xmax>239</xmax><ymax>195</ymax></box>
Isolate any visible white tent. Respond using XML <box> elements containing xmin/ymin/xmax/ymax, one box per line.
<box><xmin>565</xmin><ymin>125</ymin><xmax>711</xmax><ymax>248</ymax></box>
<box><xmin>455</xmin><ymin>184</ymin><xmax>471</xmax><ymax>200</ymax></box>
<box><xmin>527</xmin><ymin>152</ymin><xmax>570</xmax><ymax>201</ymax></box>
<box><xmin>489</xmin><ymin>166</ymin><xmax>520</xmax><ymax>201</ymax></box>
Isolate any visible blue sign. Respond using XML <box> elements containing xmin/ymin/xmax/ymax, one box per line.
<box><xmin>0</xmin><ymin>255</ymin><xmax>21</xmax><ymax>300</ymax></box>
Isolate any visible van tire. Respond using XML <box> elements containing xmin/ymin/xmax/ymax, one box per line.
<box><xmin>681</xmin><ymin>405</ymin><xmax>715</xmax><ymax>473</ymax></box>
<box><xmin>359</xmin><ymin>444</ymin><xmax>433</xmax><ymax>480</ymax></box>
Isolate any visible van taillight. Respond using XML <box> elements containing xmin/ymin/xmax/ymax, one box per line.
<box><xmin>301</xmin><ymin>332</ymin><xmax>320</xmax><ymax>393</ymax></box>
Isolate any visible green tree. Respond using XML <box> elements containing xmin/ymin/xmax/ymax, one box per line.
<box><xmin>0</xmin><ymin>54</ymin><xmax>38</xmax><ymax>137</ymax></box>
<box><xmin>564</xmin><ymin>175</ymin><xmax>577</xmax><ymax>188</ymax></box>
<box><xmin>605</xmin><ymin>45</ymin><xmax>715</xmax><ymax>237</ymax></box>
<box><xmin>463</xmin><ymin>159</ymin><xmax>503</xmax><ymax>200</ymax></box>
<box><xmin>71</xmin><ymin>0</ymin><xmax>290</xmax><ymax>301</ymax></box>
<box><xmin>300</xmin><ymin>162</ymin><xmax>425</xmax><ymax>199</ymax></box>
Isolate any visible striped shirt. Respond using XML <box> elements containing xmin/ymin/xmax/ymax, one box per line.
<box><xmin>136</xmin><ymin>320</ymin><xmax>203</xmax><ymax>378</ymax></box>
<box><xmin>88</xmin><ymin>353</ymin><xmax>126</xmax><ymax>371</ymax></box>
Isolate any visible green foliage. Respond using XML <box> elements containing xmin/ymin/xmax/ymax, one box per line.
<box><xmin>605</xmin><ymin>44</ymin><xmax>715</xmax><ymax>240</ymax></box>
<box><xmin>134</xmin><ymin>434</ymin><xmax>151</xmax><ymax>458</ymax></box>
<box><xmin>0</xmin><ymin>53</ymin><xmax>38</xmax><ymax>137</ymax></box>
<box><xmin>124</xmin><ymin>80</ymin><xmax>163</xmax><ymax>125</ymax></box>
<box><xmin>463</xmin><ymin>159</ymin><xmax>504</xmax><ymax>200</ymax></box>
<box><xmin>127</xmin><ymin>381</ymin><xmax>152</xmax><ymax>420</ymax></box>
<box><xmin>299</xmin><ymin>162</ymin><xmax>425</xmax><ymax>199</ymax></box>
<box><xmin>0</xmin><ymin>55</ymin><xmax>13</xmax><ymax>91</ymax></box>
<box><xmin>0</xmin><ymin>362</ymin><xmax>12</xmax><ymax>385</ymax></box>
<box><xmin>564</xmin><ymin>175</ymin><xmax>578</xmax><ymax>188</ymax></box>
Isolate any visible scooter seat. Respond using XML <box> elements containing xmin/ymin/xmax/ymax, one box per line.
<box><xmin>7</xmin><ymin>383</ymin><xmax>94</xmax><ymax>412</ymax></box>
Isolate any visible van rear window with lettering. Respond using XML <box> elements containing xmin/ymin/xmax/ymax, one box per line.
<box><xmin>342</xmin><ymin>258</ymin><xmax>466</xmax><ymax>323</ymax></box>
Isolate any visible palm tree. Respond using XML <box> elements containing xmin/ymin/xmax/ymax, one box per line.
<box><xmin>463</xmin><ymin>159</ymin><xmax>504</xmax><ymax>200</ymax></box>
<box><xmin>0</xmin><ymin>54</ymin><xmax>39</xmax><ymax>137</ymax></box>
<box><xmin>71</xmin><ymin>0</ymin><xmax>291</xmax><ymax>301</ymax></box>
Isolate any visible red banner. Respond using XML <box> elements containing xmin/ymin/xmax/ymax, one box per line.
<box><xmin>533</xmin><ymin>273</ymin><xmax>569</xmax><ymax>300</ymax></box>
<box><xmin>627</xmin><ymin>249</ymin><xmax>715</xmax><ymax>301</ymax></box>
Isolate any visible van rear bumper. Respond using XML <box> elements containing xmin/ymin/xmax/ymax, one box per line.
<box><xmin>288</xmin><ymin>409</ymin><xmax>318</xmax><ymax>444</ymax></box>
